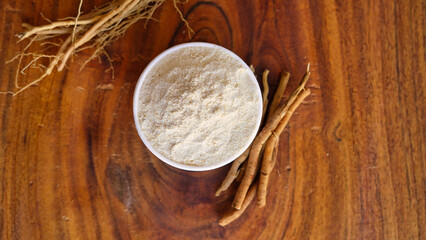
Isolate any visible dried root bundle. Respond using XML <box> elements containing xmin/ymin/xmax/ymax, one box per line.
<box><xmin>217</xmin><ymin>64</ymin><xmax>312</xmax><ymax>226</ymax></box>
<box><xmin>2</xmin><ymin>0</ymin><xmax>192</xmax><ymax>96</ymax></box>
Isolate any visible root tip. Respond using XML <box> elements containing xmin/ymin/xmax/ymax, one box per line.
<box><xmin>218</xmin><ymin>220</ymin><xmax>227</xmax><ymax>227</ymax></box>
<box><xmin>231</xmin><ymin>203</ymin><xmax>241</xmax><ymax>210</ymax></box>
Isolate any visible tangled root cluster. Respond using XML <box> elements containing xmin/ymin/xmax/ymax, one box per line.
<box><xmin>3</xmin><ymin>0</ymin><xmax>192</xmax><ymax>96</ymax></box>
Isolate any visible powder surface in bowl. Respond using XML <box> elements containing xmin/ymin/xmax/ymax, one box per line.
<box><xmin>137</xmin><ymin>46</ymin><xmax>261</xmax><ymax>166</ymax></box>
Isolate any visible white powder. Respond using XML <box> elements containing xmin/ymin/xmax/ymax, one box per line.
<box><xmin>137</xmin><ymin>46</ymin><xmax>261</xmax><ymax>166</ymax></box>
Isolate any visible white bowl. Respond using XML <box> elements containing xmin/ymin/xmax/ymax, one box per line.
<box><xmin>133</xmin><ymin>42</ymin><xmax>262</xmax><ymax>171</ymax></box>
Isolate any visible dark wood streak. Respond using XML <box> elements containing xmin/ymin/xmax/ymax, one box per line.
<box><xmin>85</xmin><ymin>129</ymin><xmax>103</xmax><ymax>240</ymax></box>
<box><xmin>0</xmin><ymin>2</ymin><xmax>16</xmax><ymax>141</ymax></box>
<box><xmin>271</xmin><ymin>0</ymin><xmax>291</xmax><ymax>69</ymax></box>
<box><xmin>105</xmin><ymin>162</ymin><xmax>132</xmax><ymax>206</ymax></box>
<box><xmin>169</xmin><ymin>1</ymin><xmax>233</xmax><ymax>49</ymax></box>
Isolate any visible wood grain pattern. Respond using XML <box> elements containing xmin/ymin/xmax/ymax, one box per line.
<box><xmin>0</xmin><ymin>0</ymin><xmax>424</xmax><ymax>239</ymax></box>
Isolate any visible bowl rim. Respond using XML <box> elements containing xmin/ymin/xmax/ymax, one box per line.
<box><xmin>133</xmin><ymin>42</ymin><xmax>263</xmax><ymax>171</ymax></box>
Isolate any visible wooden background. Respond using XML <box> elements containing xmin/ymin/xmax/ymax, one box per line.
<box><xmin>0</xmin><ymin>0</ymin><xmax>424</xmax><ymax>239</ymax></box>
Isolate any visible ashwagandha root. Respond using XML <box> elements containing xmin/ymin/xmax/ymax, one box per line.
<box><xmin>232</xmin><ymin>64</ymin><xmax>311</xmax><ymax>210</ymax></box>
<box><xmin>256</xmin><ymin>133</ymin><xmax>278</xmax><ymax>206</ymax></box>
<box><xmin>257</xmin><ymin>88</ymin><xmax>311</xmax><ymax>207</ymax></box>
<box><xmin>219</xmin><ymin>180</ymin><xmax>258</xmax><ymax>227</ymax></box>
<box><xmin>215</xmin><ymin>145</ymin><xmax>251</xmax><ymax>196</ymax></box>
<box><xmin>235</xmin><ymin>160</ymin><xmax>247</xmax><ymax>182</ymax></box>
<box><xmin>267</xmin><ymin>71</ymin><xmax>290</xmax><ymax>120</ymax></box>
<box><xmin>1</xmin><ymin>0</ymin><xmax>192</xmax><ymax>96</ymax></box>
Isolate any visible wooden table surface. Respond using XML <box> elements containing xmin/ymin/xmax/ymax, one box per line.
<box><xmin>0</xmin><ymin>0</ymin><xmax>424</xmax><ymax>239</ymax></box>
